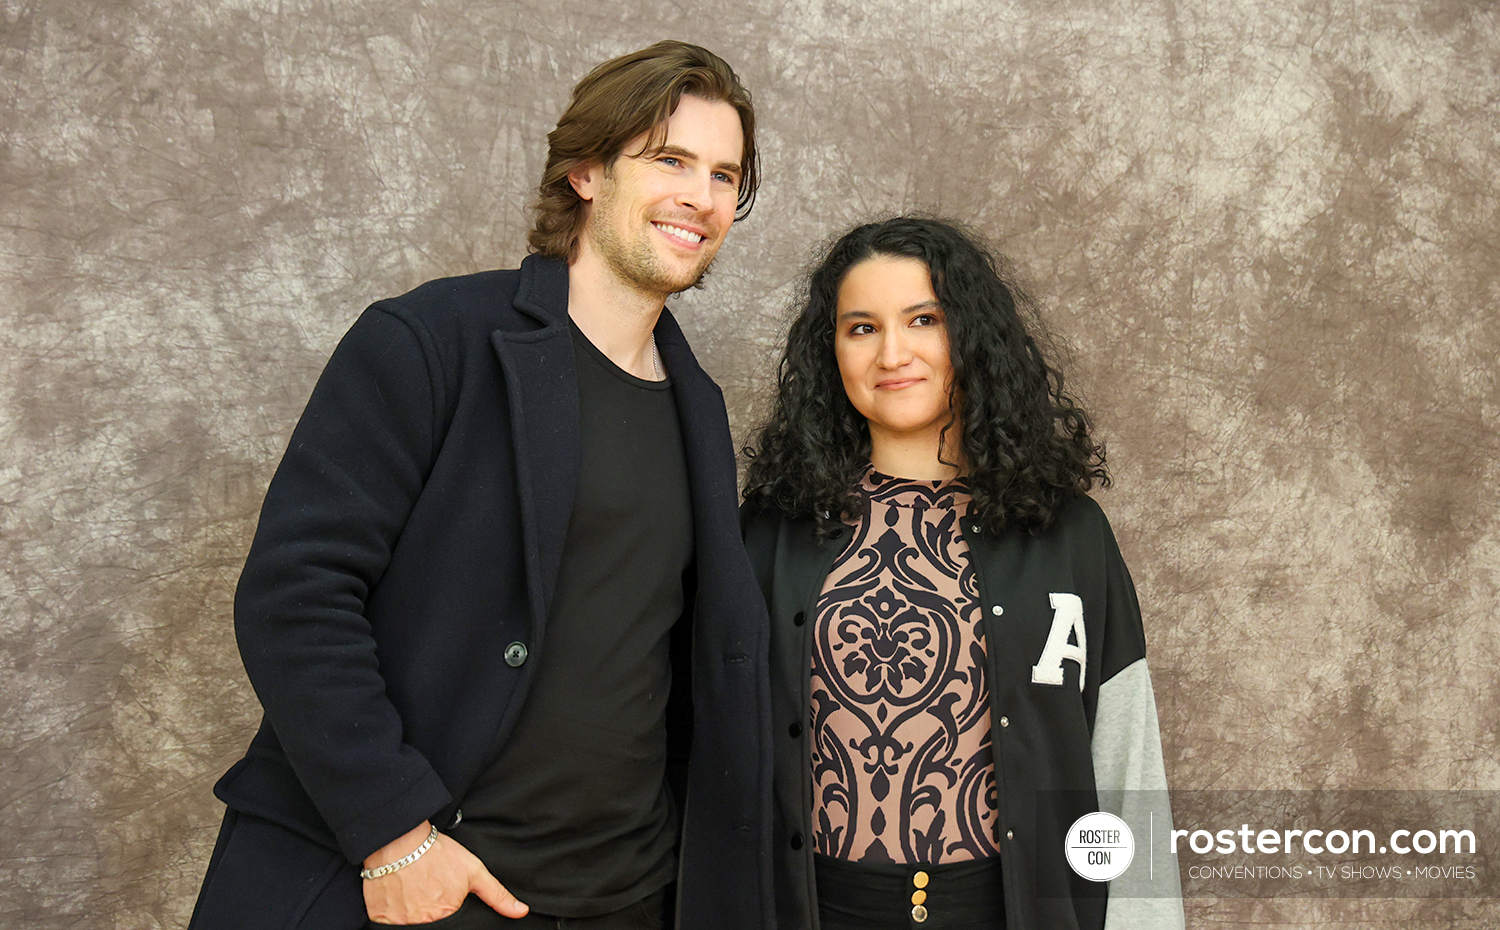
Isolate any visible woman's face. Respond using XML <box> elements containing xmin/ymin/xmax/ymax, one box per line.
<box><xmin>833</xmin><ymin>255</ymin><xmax>957</xmax><ymax>456</ymax></box>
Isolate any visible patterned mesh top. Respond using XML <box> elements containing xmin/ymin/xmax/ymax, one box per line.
<box><xmin>810</xmin><ymin>467</ymin><xmax>1001</xmax><ymax>864</ymax></box>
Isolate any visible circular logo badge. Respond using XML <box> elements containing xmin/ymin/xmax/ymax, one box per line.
<box><xmin>1065</xmin><ymin>811</ymin><xmax>1134</xmax><ymax>882</ymax></box>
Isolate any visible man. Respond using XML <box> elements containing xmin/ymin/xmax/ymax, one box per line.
<box><xmin>190</xmin><ymin>41</ymin><xmax>770</xmax><ymax>930</ymax></box>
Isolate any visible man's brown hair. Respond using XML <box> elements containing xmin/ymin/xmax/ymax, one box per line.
<box><xmin>528</xmin><ymin>41</ymin><xmax>758</xmax><ymax>261</ymax></box>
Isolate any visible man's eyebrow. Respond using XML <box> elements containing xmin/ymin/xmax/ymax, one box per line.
<box><xmin>653</xmin><ymin>144</ymin><xmax>743</xmax><ymax>177</ymax></box>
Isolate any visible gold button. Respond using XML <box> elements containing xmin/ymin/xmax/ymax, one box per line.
<box><xmin>912</xmin><ymin>870</ymin><xmax>929</xmax><ymax>889</ymax></box>
<box><xmin>911</xmin><ymin>889</ymin><xmax>927</xmax><ymax>905</ymax></box>
<box><xmin>911</xmin><ymin>904</ymin><xmax>929</xmax><ymax>922</ymax></box>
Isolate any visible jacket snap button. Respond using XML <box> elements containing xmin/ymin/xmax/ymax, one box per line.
<box><xmin>790</xmin><ymin>832</ymin><xmax>804</xmax><ymax>850</ymax></box>
<box><xmin>999</xmin><ymin>716</ymin><xmax>1009</xmax><ymax>727</ymax></box>
<box><xmin>504</xmin><ymin>642</ymin><xmax>528</xmax><ymax>667</ymax></box>
<box><xmin>788</xmin><ymin>721</ymin><xmax>802</xmax><ymax>738</ymax></box>
<box><xmin>793</xmin><ymin>611</ymin><xmax>806</xmax><ymax>626</ymax></box>
<box><xmin>911</xmin><ymin>904</ymin><xmax>928</xmax><ymax>922</ymax></box>
<box><xmin>991</xmin><ymin>604</ymin><xmax>1003</xmax><ymax>617</ymax></box>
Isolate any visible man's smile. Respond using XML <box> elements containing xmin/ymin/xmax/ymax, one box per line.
<box><xmin>652</xmin><ymin>221</ymin><xmax>707</xmax><ymax>246</ymax></box>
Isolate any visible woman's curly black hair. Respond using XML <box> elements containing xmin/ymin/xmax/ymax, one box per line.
<box><xmin>742</xmin><ymin>215</ymin><xmax>1109</xmax><ymax>536</ymax></box>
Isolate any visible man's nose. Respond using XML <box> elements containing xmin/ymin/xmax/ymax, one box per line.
<box><xmin>674</xmin><ymin>168</ymin><xmax>714</xmax><ymax>212</ymax></box>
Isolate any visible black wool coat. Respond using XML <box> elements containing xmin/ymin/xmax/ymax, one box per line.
<box><xmin>192</xmin><ymin>254</ymin><xmax>772</xmax><ymax>930</ymax></box>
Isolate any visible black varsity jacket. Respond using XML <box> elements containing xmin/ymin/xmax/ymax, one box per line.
<box><xmin>742</xmin><ymin>494</ymin><xmax>1184</xmax><ymax>930</ymax></box>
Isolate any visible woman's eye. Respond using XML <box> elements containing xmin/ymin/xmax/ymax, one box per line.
<box><xmin>849</xmin><ymin>323</ymin><xmax>874</xmax><ymax>336</ymax></box>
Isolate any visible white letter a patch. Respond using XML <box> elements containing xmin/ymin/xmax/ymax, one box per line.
<box><xmin>1031</xmin><ymin>593</ymin><xmax>1086</xmax><ymax>690</ymax></box>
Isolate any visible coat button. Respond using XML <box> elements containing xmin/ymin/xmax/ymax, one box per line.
<box><xmin>790</xmin><ymin>832</ymin><xmax>804</xmax><ymax>850</ymax></box>
<box><xmin>503</xmin><ymin>642</ymin><xmax>528</xmax><ymax>667</ymax></box>
<box><xmin>788</xmin><ymin>721</ymin><xmax>803</xmax><ymax>738</ymax></box>
<box><xmin>911</xmin><ymin>904</ymin><xmax>928</xmax><ymax>922</ymax></box>
<box><xmin>999</xmin><ymin>716</ymin><xmax>1009</xmax><ymax>727</ymax></box>
<box><xmin>793</xmin><ymin>611</ymin><xmax>806</xmax><ymax>626</ymax></box>
<box><xmin>1006</xmin><ymin>829</ymin><xmax>1014</xmax><ymax>840</ymax></box>
<box><xmin>991</xmin><ymin>605</ymin><xmax>1003</xmax><ymax>617</ymax></box>
<box><xmin>911</xmin><ymin>890</ymin><xmax>927</xmax><ymax>905</ymax></box>
<box><xmin>912</xmin><ymin>870</ymin><xmax>929</xmax><ymax>889</ymax></box>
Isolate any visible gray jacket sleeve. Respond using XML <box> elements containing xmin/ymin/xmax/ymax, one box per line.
<box><xmin>1093</xmin><ymin>658</ymin><xmax>1186</xmax><ymax>930</ymax></box>
<box><xmin>1090</xmin><ymin>511</ymin><xmax>1185</xmax><ymax>930</ymax></box>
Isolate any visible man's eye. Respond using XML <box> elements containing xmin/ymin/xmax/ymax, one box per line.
<box><xmin>660</xmin><ymin>156</ymin><xmax>681</xmax><ymax>167</ymax></box>
<box><xmin>713</xmin><ymin>172</ymin><xmax>735</xmax><ymax>184</ymax></box>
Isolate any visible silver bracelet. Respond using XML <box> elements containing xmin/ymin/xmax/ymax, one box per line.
<box><xmin>360</xmin><ymin>824</ymin><xmax>439</xmax><ymax>880</ymax></box>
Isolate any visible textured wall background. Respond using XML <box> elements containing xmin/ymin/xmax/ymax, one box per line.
<box><xmin>3</xmin><ymin>1</ymin><xmax>1497</xmax><ymax>927</ymax></box>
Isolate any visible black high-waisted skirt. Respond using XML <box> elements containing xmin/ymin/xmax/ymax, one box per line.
<box><xmin>814</xmin><ymin>853</ymin><xmax>1006</xmax><ymax>930</ymax></box>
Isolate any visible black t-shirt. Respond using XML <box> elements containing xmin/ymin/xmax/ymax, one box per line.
<box><xmin>450</xmin><ymin>324</ymin><xmax>693</xmax><ymax>917</ymax></box>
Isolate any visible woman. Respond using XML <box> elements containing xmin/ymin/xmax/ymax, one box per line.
<box><xmin>741</xmin><ymin>217</ymin><xmax>1182</xmax><ymax>930</ymax></box>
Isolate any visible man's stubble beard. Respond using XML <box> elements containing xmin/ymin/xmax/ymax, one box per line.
<box><xmin>586</xmin><ymin>193</ymin><xmax>717</xmax><ymax>298</ymax></box>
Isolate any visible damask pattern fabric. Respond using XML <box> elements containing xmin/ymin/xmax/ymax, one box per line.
<box><xmin>811</xmin><ymin>468</ymin><xmax>1001</xmax><ymax>864</ymax></box>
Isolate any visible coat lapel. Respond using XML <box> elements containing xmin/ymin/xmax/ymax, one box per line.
<box><xmin>654</xmin><ymin>311</ymin><xmax>775</xmax><ymax>926</ymax></box>
<box><xmin>654</xmin><ymin>310</ymin><xmax>740</xmax><ymax>591</ymax></box>
<box><xmin>490</xmin><ymin>255</ymin><xmax>578</xmax><ymax>638</ymax></box>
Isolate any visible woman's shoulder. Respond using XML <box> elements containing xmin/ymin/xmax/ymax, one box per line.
<box><xmin>738</xmin><ymin>498</ymin><xmax>773</xmax><ymax>535</ymax></box>
<box><xmin>739</xmin><ymin>498</ymin><xmax>818</xmax><ymax>536</ymax></box>
<box><xmin>1056</xmin><ymin>491</ymin><xmax>1108</xmax><ymax>524</ymax></box>
<box><xmin>1026</xmin><ymin>491</ymin><xmax>1118</xmax><ymax>549</ymax></box>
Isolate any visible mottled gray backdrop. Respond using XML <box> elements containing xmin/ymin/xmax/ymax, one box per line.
<box><xmin>3</xmin><ymin>1</ymin><xmax>1498</xmax><ymax>927</ymax></box>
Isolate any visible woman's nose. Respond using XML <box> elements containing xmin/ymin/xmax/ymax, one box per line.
<box><xmin>877</xmin><ymin>330</ymin><xmax>912</xmax><ymax>368</ymax></box>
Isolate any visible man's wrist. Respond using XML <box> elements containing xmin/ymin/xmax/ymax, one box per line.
<box><xmin>361</xmin><ymin>822</ymin><xmax>439</xmax><ymax>879</ymax></box>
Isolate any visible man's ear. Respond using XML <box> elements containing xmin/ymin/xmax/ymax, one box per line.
<box><xmin>568</xmin><ymin>161</ymin><xmax>603</xmax><ymax>202</ymax></box>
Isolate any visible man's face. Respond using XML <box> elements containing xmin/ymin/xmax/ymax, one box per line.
<box><xmin>570</xmin><ymin>94</ymin><xmax>745</xmax><ymax>297</ymax></box>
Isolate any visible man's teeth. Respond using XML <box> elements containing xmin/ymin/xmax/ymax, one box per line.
<box><xmin>655</xmin><ymin>223</ymin><xmax>704</xmax><ymax>243</ymax></box>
